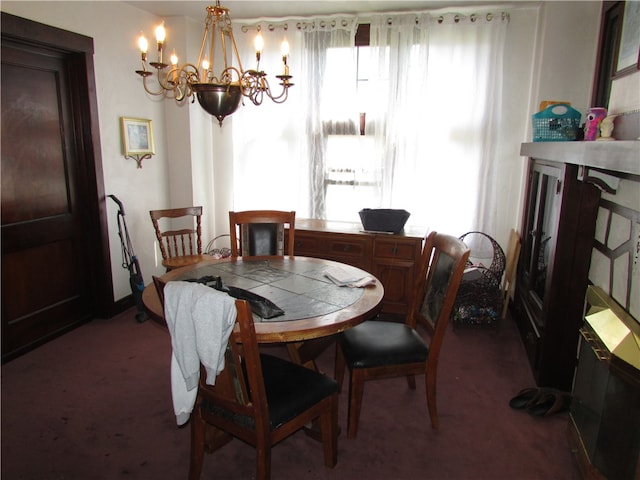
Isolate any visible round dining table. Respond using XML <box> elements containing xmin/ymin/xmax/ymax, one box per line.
<box><xmin>142</xmin><ymin>256</ymin><xmax>384</xmax><ymax>344</ymax></box>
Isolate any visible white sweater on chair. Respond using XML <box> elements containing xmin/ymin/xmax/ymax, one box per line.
<box><xmin>164</xmin><ymin>281</ymin><xmax>237</xmax><ymax>426</ymax></box>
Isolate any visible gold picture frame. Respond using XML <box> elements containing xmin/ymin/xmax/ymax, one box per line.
<box><xmin>120</xmin><ymin>117</ymin><xmax>155</xmax><ymax>168</ymax></box>
<box><xmin>121</xmin><ymin>117</ymin><xmax>155</xmax><ymax>155</ymax></box>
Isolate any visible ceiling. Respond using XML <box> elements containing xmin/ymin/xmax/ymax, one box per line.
<box><xmin>125</xmin><ymin>1</ymin><xmax>484</xmax><ymax>21</ymax></box>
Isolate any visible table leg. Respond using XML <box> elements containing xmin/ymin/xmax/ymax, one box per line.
<box><xmin>286</xmin><ymin>336</ymin><xmax>336</xmax><ymax>372</ymax></box>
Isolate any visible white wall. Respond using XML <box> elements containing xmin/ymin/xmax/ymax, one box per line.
<box><xmin>495</xmin><ymin>5</ymin><xmax>539</xmax><ymax>248</ymax></box>
<box><xmin>533</xmin><ymin>1</ymin><xmax>601</xmax><ymax>116</ymax></box>
<box><xmin>513</xmin><ymin>0</ymin><xmax>601</xmax><ymax>243</ymax></box>
<box><xmin>1</xmin><ymin>1</ymin><xmax>603</xmax><ymax>304</ymax></box>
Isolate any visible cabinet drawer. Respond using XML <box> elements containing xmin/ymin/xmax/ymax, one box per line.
<box><xmin>374</xmin><ymin>239</ymin><xmax>419</xmax><ymax>260</ymax></box>
<box><xmin>293</xmin><ymin>234</ymin><xmax>323</xmax><ymax>255</ymax></box>
<box><xmin>327</xmin><ymin>238</ymin><xmax>370</xmax><ymax>258</ymax></box>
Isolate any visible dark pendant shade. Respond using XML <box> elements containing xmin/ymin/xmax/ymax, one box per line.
<box><xmin>192</xmin><ymin>83</ymin><xmax>242</xmax><ymax>126</ymax></box>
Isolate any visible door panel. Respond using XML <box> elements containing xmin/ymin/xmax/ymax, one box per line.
<box><xmin>1</xmin><ymin>37</ymin><xmax>92</xmax><ymax>358</ymax></box>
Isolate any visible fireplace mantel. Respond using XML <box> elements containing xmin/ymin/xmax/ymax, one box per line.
<box><xmin>520</xmin><ymin>141</ymin><xmax>640</xmax><ymax>177</ymax></box>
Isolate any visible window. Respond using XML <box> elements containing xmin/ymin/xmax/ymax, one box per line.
<box><xmin>324</xmin><ymin>26</ymin><xmax>379</xmax><ymax>221</ymax></box>
<box><xmin>234</xmin><ymin>15</ymin><xmax>509</xmax><ymax>236</ymax></box>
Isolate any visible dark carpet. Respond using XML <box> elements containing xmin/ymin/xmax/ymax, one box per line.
<box><xmin>1</xmin><ymin>308</ymin><xmax>579</xmax><ymax>479</ymax></box>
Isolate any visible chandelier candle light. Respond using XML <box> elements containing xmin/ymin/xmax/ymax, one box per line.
<box><xmin>135</xmin><ymin>1</ymin><xmax>293</xmax><ymax>125</ymax></box>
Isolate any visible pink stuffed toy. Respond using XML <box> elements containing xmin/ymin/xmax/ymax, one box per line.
<box><xmin>584</xmin><ymin>108</ymin><xmax>607</xmax><ymax>141</ymax></box>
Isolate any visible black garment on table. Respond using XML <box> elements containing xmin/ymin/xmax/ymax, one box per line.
<box><xmin>187</xmin><ymin>275</ymin><xmax>285</xmax><ymax>319</ymax></box>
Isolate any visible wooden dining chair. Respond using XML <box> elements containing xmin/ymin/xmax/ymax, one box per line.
<box><xmin>189</xmin><ymin>298</ymin><xmax>339</xmax><ymax>480</ymax></box>
<box><xmin>228</xmin><ymin>210</ymin><xmax>295</xmax><ymax>258</ymax></box>
<box><xmin>335</xmin><ymin>231</ymin><xmax>470</xmax><ymax>438</ymax></box>
<box><xmin>150</xmin><ymin>206</ymin><xmax>206</xmax><ymax>270</ymax></box>
<box><xmin>228</xmin><ymin>210</ymin><xmax>326</xmax><ymax>368</ymax></box>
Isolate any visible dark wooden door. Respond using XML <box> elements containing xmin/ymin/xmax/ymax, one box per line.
<box><xmin>1</xmin><ymin>13</ymin><xmax>113</xmax><ymax>361</ymax></box>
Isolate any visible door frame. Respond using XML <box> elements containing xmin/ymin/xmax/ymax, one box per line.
<box><xmin>2</xmin><ymin>12</ymin><xmax>114</xmax><ymax>318</ymax></box>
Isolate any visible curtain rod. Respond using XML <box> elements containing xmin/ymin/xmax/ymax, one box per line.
<box><xmin>238</xmin><ymin>9</ymin><xmax>511</xmax><ymax>32</ymax></box>
<box><xmin>235</xmin><ymin>2</ymin><xmax>526</xmax><ymax>23</ymax></box>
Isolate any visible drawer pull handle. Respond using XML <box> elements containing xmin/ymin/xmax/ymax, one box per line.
<box><xmin>343</xmin><ymin>245</ymin><xmax>350</xmax><ymax>252</ymax></box>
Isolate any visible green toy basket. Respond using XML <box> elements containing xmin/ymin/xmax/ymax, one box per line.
<box><xmin>532</xmin><ymin>103</ymin><xmax>581</xmax><ymax>142</ymax></box>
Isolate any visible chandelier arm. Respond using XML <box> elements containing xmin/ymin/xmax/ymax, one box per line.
<box><xmin>140</xmin><ymin>73</ymin><xmax>169</xmax><ymax>97</ymax></box>
<box><xmin>240</xmin><ymin>71</ymin><xmax>259</xmax><ymax>99</ymax></box>
<box><xmin>268</xmin><ymin>90</ymin><xmax>290</xmax><ymax>104</ymax></box>
<box><xmin>267</xmin><ymin>77</ymin><xmax>293</xmax><ymax>103</ymax></box>
<box><xmin>251</xmin><ymin>89</ymin><xmax>264</xmax><ymax>106</ymax></box>
<box><xmin>174</xmin><ymin>63</ymin><xmax>200</xmax><ymax>100</ymax></box>
<box><xmin>246</xmin><ymin>74</ymin><xmax>267</xmax><ymax>106</ymax></box>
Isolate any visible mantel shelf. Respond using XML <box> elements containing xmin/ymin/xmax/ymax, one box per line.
<box><xmin>521</xmin><ymin>141</ymin><xmax>640</xmax><ymax>177</ymax></box>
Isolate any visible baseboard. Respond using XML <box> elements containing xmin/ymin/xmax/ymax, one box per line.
<box><xmin>112</xmin><ymin>294</ymin><xmax>135</xmax><ymax>316</ymax></box>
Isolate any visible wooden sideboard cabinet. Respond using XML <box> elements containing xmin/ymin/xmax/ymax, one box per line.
<box><xmin>288</xmin><ymin>219</ymin><xmax>425</xmax><ymax>315</ymax></box>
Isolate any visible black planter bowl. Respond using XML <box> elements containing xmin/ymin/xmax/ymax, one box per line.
<box><xmin>359</xmin><ymin>208</ymin><xmax>410</xmax><ymax>234</ymax></box>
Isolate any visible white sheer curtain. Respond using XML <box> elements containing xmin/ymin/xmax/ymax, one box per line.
<box><xmin>301</xmin><ymin>19</ymin><xmax>358</xmax><ymax>218</ymax></box>
<box><xmin>368</xmin><ymin>11</ymin><xmax>508</xmax><ymax>235</ymax></box>
<box><xmin>232</xmin><ymin>11</ymin><xmax>507</xmax><ymax>234</ymax></box>
<box><xmin>231</xmin><ymin>22</ymin><xmax>308</xmax><ymax>214</ymax></box>
<box><xmin>232</xmin><ymin>17</ymin><xmax>356</xmax><ymax>217</ymax></box>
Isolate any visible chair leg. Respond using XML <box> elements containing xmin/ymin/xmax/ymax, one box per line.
<box><xmin>255</xmin><ymin>444</ymin><xmax>272</xmax><ymax>480</ymax></box>
<box><xmin>425</xmin><ymin>370</ymin><xmax>439</xmax><ymax>431</ymax></box>
<box><xmin>320</xmin><ymin>394</ymin><xmax>338</xmax><ymax>467</ymax></box>
<box><xmin>189</xmin><ymin>410</ymin><xmax>206</xmax><ymax>480</ymax></box>
<box><xmin>334</xmin><ymin>343</ymin><xmax>346</xmax><ymax>392</ymax></box>
<box><xmin>288</xmin><ymin>337</ymin><xmax>335</xmax><ymax>371</ymax></box>
<box><xmin>406</xmin><ymin>374</ymin><xmax>417</xmax><ymax>389</ymax></box>
<box><xmin>347</xmin><ymin>369</ymin><xmax>365</xmax><ymax>439</ymax></box>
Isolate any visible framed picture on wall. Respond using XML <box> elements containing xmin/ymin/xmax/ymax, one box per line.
<box><xmin>121</xmin><ymin>117</ymin><xmax>155</xmax><ymax>156</ymax></box>
<box><xmin>613</xmin><ymin>0</ymin><xmax>640</xmax><ymax>77</ymax></box>
<box><xmin>592</xmin><ymin>1</ymin><xmax>639</xmax><ymax>107</ymax></box>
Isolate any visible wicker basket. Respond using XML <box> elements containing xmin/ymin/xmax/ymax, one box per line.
<box><xmin>532</xmin><ymin>103</ymin><xmax>581</xmax><ymax>142</ymax></box>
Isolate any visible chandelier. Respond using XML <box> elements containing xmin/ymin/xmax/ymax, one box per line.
<box><xmin>135</xmin><ymin>1</ymin><xmax>294</xmax><ymax>125</ymax></box>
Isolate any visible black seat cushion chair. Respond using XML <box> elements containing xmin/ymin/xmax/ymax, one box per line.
<box><xmin>335</xmin><ymin>231</ymin><xmax>470</xmax><ymax>438</ymax></box>
<box><xmin>339</xmin><ymin>321</ymin><xmax>428</xmax><ymax>369</ymax></box>
<box><xmin>190</xmin><ymin>299</ymin><xmax>338</xmax><ymax>480</ymax></box>
<box><xmin>202</xmin><ymin>353</ymin><xmax>338</xmax><ymax>430</ymax></box>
